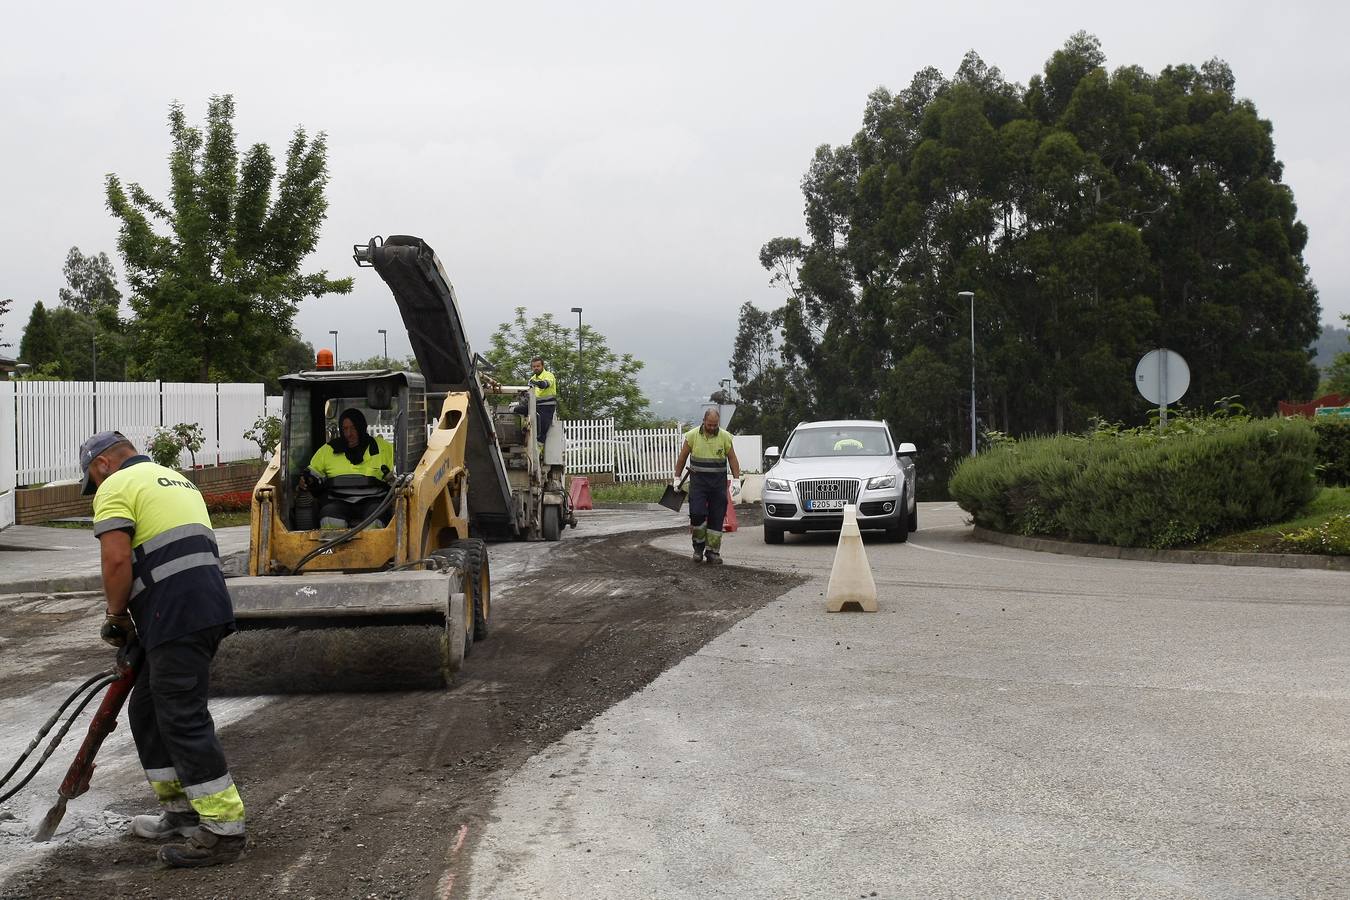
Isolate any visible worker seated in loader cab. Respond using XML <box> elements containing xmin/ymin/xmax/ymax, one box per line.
<box><xmin>300</xmin><ymin>407</ymin><xmax>396</xmax><ymax>529</ymax></box>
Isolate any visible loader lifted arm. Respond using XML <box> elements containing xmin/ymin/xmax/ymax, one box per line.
<box><xmin>356</xmin><ymin>235</ymin><xmax>517</xmax><ymax>536</ymax></box>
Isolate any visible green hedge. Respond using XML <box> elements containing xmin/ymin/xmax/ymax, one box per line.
<box><xmin>1313</xmin><ymin>418</ymin><xmax>1350</xmax><ymax>486</ymax></box>
<box><xmin>949</xmin><ymin>418</ymin><xmax>1319</xmax><ymax>548</ymax></box>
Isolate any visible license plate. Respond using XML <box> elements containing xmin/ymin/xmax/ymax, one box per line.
<box><xmin>807</xmin><ymin>499</ymin><xmax>846</xmax><ymax>510</ymax></box>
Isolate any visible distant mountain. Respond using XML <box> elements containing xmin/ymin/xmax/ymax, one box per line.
<box><xmin>1315</xmin><ymin>322</ymin><xmax>1349</xmax><ymax>371</ymax></box>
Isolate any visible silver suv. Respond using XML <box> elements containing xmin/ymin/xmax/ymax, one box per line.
<box><xmin>760</xmin><ymin>420</ymin><xmax>917</xmax><ymax>544</ymax></box>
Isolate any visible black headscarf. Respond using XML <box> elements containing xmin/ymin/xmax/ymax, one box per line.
<box><xmin>330</xmin><ymin>408</ymin><xmax>379</xmax><ymax>465</ymax></box>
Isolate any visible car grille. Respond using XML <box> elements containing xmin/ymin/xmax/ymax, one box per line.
<box><xmin>795</xmin><ymin>478</ymin><xmax>860</xmax><ymax>510</ymax></box>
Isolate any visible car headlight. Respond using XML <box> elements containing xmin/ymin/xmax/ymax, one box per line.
<box><xmin>764</xmin><ymin>478</ymin><xmax>790</xmax><ymax>492</ymax></box>
<box><xmin>866</xmin><ymin>475</ymin><xmax>896</xmax><ymax>490</ymax></box>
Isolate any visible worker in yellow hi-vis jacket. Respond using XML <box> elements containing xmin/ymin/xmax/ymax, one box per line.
<box><xmin>80</xmin><ymin>430</ymin><xmax>247</xmax><ymax>868</ymax></box>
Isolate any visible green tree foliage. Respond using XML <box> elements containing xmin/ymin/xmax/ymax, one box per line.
<box><xmin>338</xmin><ymin>354</ymin><xmax>418</xmax><ymax>373</ymax></box>
<box><xmin>59</xmin><ymin>247</ymin><xmax>122</xmax><ymax>320</ymax></box>
<box><xmin>106</xmin><ymin>95</ymin><xmax>351</xmax><ymax>383</ymax></box>
<box><xmin>1323</xmin><ymin>314</ymin><xmax>1350</xmax><ymax>395</ymax></box>
<box><xmin>17</xmin><ymin>301</ymin><xmax>130</xmax><ymax>379</ymax></box>
<box><xmin>739</xmin><ymin>33</ymin><xmax>1322</xmax><ymax>491</ymax></box>
<box><xmin>485</xmin><ymin>307</ymin><xmax>652</xmax><ymax>428</ymax></box>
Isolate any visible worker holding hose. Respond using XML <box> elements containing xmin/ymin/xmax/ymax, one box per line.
<box><xmin>79</xmin><ymin>431</ymin><xmax>247</xmax><ymax>867</ymax></box>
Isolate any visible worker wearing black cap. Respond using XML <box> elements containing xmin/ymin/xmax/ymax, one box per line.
<box><xmin>79</xmin><ymin>430</ymin><xmax>247</xmax><ymax>867</ymax></box>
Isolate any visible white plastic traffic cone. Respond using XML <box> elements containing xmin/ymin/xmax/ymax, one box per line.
<box><xmin>825</xmin><ymin>505</ymin><xmax>878</xmax><ymax>612</ymax></box>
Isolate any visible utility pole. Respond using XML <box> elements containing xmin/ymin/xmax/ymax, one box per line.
<box><xmin>958</xmin><ymin>291</ymin><xmax>976</xmax><ymax>455</ymax></box>
<box><xmin>571</xmin><ymin>307</ymin><xmax>584</xmax><ymax>418</ymax></box>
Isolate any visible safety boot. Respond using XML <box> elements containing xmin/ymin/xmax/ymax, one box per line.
<box><xmin>158</xmin><ymin>827</ymin><xmax>246</xmax><ymax>868</ymax></box>
<box><xmin>129</xmin><ymin>809</ymin><xmax>199</xmax><ymax>841</ymax></box>
<box><xmin>704</xmin><ymin>549</ymin><xmax>724</xmax><ymax>565</ymax></box>
<box><xmin>691</xmin><ymin>541</ymin><xmax>706</xmax><ymax>562</ymax></box>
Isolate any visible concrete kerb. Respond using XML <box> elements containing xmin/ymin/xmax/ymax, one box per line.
<box><xmin>972</xmin><ymin>525</ymin><xmax>1350</xmax><ymax>571</ymax></box>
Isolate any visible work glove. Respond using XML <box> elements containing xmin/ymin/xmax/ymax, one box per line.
<box><xmin>101</xmin><ymin>612</ymin><xmax>136</xmax><ymax>648</ymax></box>
<box><xmin>730</xmin><ymin>477</ymin><xmax>743</xmax><ymax>499</ymax></box>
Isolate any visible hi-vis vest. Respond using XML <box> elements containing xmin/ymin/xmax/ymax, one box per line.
<box><xmin>684</xmin><ymin>427</ymin><xmax>734</xmax><ymax>476</ymax></box>
<box><xmin>92</xmin><ymin>456</ymin><xmax>233</xmax><ymax>650</ymax></box>
<box><xmin>530</xmin><ymin>369</ymin><xmax>558</xmax><ymax>407</ymax></box>
<box><xmin>308</xmin><ymin>436</ymin><xmax>395</xmax><ymax>480</ymax></box>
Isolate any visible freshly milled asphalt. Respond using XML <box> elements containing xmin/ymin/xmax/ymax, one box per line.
<box><xmin>466</xmin><ymin>502</ymin><xmax>1349</xmax><ymax>899</ymax></box>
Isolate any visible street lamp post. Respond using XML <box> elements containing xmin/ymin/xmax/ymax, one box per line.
<box><xmin>329</xmin><ymin>330</ymin><xmax>339</xmax><ymax>367</ymax></box>
<box><xmin>570</xmin><ymin>307</ymin><xmax>584</xmax><ymax>418</ymax></box>
<box><xmin>958</xmin><ymin>291</ymin><xmax>976</xmax><ymax>456</ymax></box>
<box><xmin>378</xmin><ymin>328</ymin><xmax>388</xmax><ymax>364</ymax></box>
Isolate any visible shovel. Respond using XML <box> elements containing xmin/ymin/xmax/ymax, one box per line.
<box><xmin>658</xmin><ymin>475</ymin><xmax>688</xmax><ymax>512</ymax></box>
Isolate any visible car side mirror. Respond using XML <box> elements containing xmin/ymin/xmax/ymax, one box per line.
<box><xmin>764</xmin><ymin>446</ymin><xmax>780</xmax><ymax>461</ymax></box>
<box><xmin>897</xmin><ymin>442</ymin><xmax>917</xmax><ymax>457</ymax></box>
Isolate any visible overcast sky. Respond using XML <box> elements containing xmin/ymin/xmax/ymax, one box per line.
<box><xmin>2</xmin><ymin>1</ymin><xmax>1345</xmax><ymax>390</ymax></box>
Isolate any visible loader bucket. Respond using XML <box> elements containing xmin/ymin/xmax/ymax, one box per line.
<box><xmin>212</xmin><ymin>572</ymin><xmax>468</xmax><ymax>694</ymax></box>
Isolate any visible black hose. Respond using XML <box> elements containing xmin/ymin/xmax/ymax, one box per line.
<box><xmin>287</xmin><ymin>488</ymin><xmax>398</xmax><ymax>576</ymax></box>
<box><xmin>0</xmin><ymin>671</ymin><xmax>115</xmax><ymax>791</ymax></box>
<box><xmin>0</xmin><ymin>673</ymin><xmax>119</xmax><ymax>806</ymax></box>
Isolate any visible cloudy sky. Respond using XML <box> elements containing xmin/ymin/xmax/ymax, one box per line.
<box><xmin>2</xmin><ymin>1</ymin><xmax>1345</xmax><ymax>392</ymax></box>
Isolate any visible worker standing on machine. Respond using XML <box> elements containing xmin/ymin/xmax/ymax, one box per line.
<box><xmin>78</xmin><ymin>430</ymin><xmax>247</xmax><ymax>867</ymax></box>
<box><xmin>673</xmin><ymin>408</ymin><xmax>742</xmax><ymax>564</ymax></box>
<box><xmin>528</xmin><ymin>356</ymin><xmax>558</xmax><ymax>444</ymax></box>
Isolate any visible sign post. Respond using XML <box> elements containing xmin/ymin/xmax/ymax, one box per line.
<box><xmin>1135</xmin><ymin>349</ymin><xmax>1190</xmax><ymax>430</ymax></box>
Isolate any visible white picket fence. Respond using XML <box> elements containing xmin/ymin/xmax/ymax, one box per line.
<box><xmin>0</xmin><ymin>381</ymin><xmax>15</xmax><ymax>529</ymax></box>
<box><xmin>12</xmin><ymin>381</ymin><xmax>266</xmax><ymax>485</ymax></box>
<box><xmin>562</xmin><ymin>419</ymin><xmax>763</xmax><ymax>482</ymax></box>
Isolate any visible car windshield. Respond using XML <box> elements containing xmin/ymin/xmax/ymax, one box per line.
<box><xmin>783</xmin><ymin>427</ymin><xmax>891</xmax><ymax>458</ymax></box>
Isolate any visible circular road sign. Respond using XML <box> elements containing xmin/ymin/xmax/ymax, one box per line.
<box><xmin>1135</xmin><ymin>348</ymin><xmax>1190</xmax><ymax>406</ymax></box>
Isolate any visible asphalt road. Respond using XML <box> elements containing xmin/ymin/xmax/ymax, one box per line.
<box><xmin>466</xmin><ymin>502</ymin><xmax>1350</xmax><ymax>899</ymax></box>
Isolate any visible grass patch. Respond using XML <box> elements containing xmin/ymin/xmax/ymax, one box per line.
<box><xmin>1196</xmin><ymin>487</ymin><xmax>1350</xmax><ymax>554</ymax></box>
<box><xmin>589</xmin><ymin>481</ymin><xmax>666</xmax><ymax>503</ymax></box>
<box><xmin>211</xmin><ymin>511</ymin><xmax>253</xmax><ymax>528</ymax></box>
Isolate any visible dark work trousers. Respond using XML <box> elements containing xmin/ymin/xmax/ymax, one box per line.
<box><xmin>536</xmin><ymin>403</ymin><xmax>556</xmax><ymax>443</ymax></box>
<box><xmin>688</xmin><ymin>472</ymin><xmax>728</xmax><ymax>531</ymax></box>
<box><xmin>128</xmin><ymin>624</ymin><xmax>232</xmax><ymax>803</ymax></box>
<box><xmin>318</xmin><ymin>495</ymin><xmax>390</xmax><ymax>527</ymax></box>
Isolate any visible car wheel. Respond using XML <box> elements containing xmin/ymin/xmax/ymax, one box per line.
<box><xmin>908</xmin><ymin>501</ymin><xmax>918</xmax><ymax>533</ymax></box>
<box><xmin>764</xmin><ymin>525</ymin><xmax>784</xmax><ymax>545</ymax></box>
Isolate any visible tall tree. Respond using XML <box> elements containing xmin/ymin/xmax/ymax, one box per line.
<box><xmin>485</xmin><ymin>307</ymin><xmax>652</xmax><ymax>428</ymax></box>
<box><xmin>59</xmin><ymin>247</ymin><xmax>122</xmax><ymax>319</ymax></box>
<box><xmin>106</xmin><ymin>95</ymin><xmax>351</xmax><ymax>382</ymax></box>
<box><xmin>751</xmin><ymin>33</ymin><xmax>1321</xmax><ymax>493</ymax></box>
<box><xmin>18</xmin><ymin>303</ymin><xmax>64</xmax><ymax>373</ymax></box>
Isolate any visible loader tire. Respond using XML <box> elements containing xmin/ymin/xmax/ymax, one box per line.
<box><xmin>542</xmin><ymin>505</ymin><xmax>562</xmax><ymax>542</ymax></box>
<box><xmin>431</xmin><ymin>548</ymin><xmax>474</xmax><ymax>659</ymax></box>
<box><xmin>451</xmin><ymin>539</ymin><xmax>491</xmax><ymax>642</ymax></box>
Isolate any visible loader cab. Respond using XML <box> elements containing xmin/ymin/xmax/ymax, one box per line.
<box><xmin>277</xmin><ymin>369</ymin><xmax>427</xmax><ymax>529</ymax></box>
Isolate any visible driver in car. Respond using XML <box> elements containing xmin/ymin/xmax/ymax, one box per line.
<box><xmin>301</xmin><ymin>408</ymin><xmax>396</xmax><ymax>528</ymax></box>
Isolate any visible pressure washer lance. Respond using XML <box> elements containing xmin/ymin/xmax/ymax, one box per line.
<box><xmin>32</xmin><ymin>642</ymin><xmax>143</xmax><ymax>842</ymax></box>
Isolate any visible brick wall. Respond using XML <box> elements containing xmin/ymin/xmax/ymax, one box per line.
<box><xmin>15</xmin><ymin>461</ymin><xmax>264</xmax><ymax>525</ymax></box>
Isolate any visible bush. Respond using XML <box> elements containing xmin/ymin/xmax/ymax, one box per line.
<box><xmin>1281</xmin><ymin>514</ymin><xmax>1350</xmax><ymax>555</ymax></box>
<box><xmin>148</xmin><ymin>428</ymin><xmax>184</xmax><ymax>468</ymax></box>
<box><xmin>243</xmin><ymin>414</ymin><xmax>282</xmax><ymax>461</ymax></box>
<box><xmin>202</xmin><ymin>491</ymin><xmax>253</xmax><ymax>513</ymax></box>
<box><xmin>950</xmin><ymin>416</ymin><xmax>1319</xmax><ymax>549</ymax></box>
<box><xmin>1312</xmin><ymin>418</ymin><xmax>1350</xmax><ymax>486</ymax></box>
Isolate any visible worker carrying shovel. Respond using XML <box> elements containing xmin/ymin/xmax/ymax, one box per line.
<box><xmin>79</xmin><ymin>431</ymin><xmax>248</xmax><ymax>867</ymax></box>
<box><xmin>674</xmin><ymin>408</ymin><xmax>742</xmax><ymax>564</ymax></box>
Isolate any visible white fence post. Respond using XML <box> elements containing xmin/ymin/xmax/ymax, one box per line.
<box><xmin>0</xmin><ymin>381</ymin><xmax>15</xmax><ymax>529</ymax></box>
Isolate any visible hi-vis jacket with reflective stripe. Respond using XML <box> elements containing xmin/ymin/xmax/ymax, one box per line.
<box><xmin>530</xmin><ymin>369</ymin><xmax>558</xmax><ymax>406</ymax></box>
<box><xmin>92</xmin><ymin>456</ymin><xmax>234</xmax><ymax>650</ymax></box>
<box><xmin>683</xmin><ymin>427</ymin><xmax>735</xmax><ymax>477</ymax></box>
